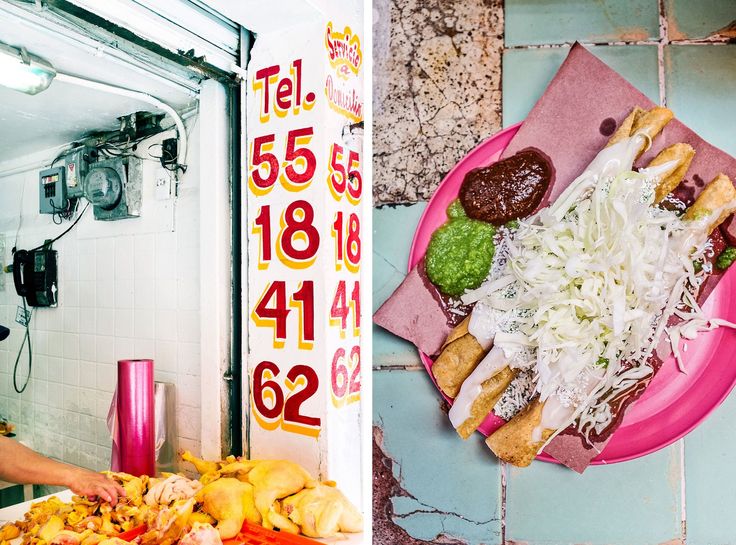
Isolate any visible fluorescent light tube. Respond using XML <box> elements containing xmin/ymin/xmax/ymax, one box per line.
<box><xmin>0</xmin><ymin>41</ymin><xmax>56</xmax><ymax>95</ymax></box>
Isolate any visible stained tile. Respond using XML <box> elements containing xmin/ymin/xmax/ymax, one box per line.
<box><xmin>506</xmin><ymin>444</ymin><xmax>683</xmax><ymax>545</ymax></box>
<box><xmin>684</xmin><ymin>390</ymin><xmax>736</xmax><ymax>545</ymax></box>
<box><xmin>372</xmin><ymin>204</ymin><xmax>426</xmax><ymax>368</ymax></box>
<box><xmin>665</xmin><ymin>0</ymin><xmax>736</xmax><ymax>40</ymax></box>
<box><xmin>374</xmin><ymin>369</ymin><xmax>501</xmax><ymax>544</ymax></box>
<box><xmin>505</xmin><ymin>0</ymin><xmax>659</xmax><ymax>47</ymax></box>
<box><xmin>503</xmin><ymin>45</ymin><xmax>660</xmax><ymax>127</ymax></box>
<box><xmin>665</xmin><ymin>44</ymin><xmax>736</xmax><ymax>156</ymax></box>
<box><xmin>373</xmin><ymin>0</ymin><xmax>503</xmax><ymax>204</ymax></box>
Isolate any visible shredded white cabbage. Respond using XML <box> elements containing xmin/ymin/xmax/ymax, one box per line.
<box><xmin>466</xmin><ymin>133</ymin><xmax>735</xmax><ymax>437</ymax></box>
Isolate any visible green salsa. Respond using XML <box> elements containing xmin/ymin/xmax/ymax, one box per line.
<box><xmin>446</xmin><ymin>199</ymin><xmax>466</xmax><ymax>219</ymax></box>
<box><xmin>716</xmin><ymin>246</ymin><xmax>736</xmax><ymax>270</ymax></box>
<box><xmin>425</xmin><ymin>202</ymin><xmax>495</xmax><ymax>297</ymax></box>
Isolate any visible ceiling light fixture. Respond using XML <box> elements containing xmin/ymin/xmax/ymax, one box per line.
<box><xmin>0</xmin><ymin>41</ymin><xmax>56</xmax><ymax>95</ymax></box>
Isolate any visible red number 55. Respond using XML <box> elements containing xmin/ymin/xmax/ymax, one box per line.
<box><xmin>249</xmin><ymin>128</ymin><xmax>316</xmax><ymax>195</ymax></box>
<box><xmin>327</xmin><ymin>143</ymin><xmax>362</xmax><ymax>204</ymax></box>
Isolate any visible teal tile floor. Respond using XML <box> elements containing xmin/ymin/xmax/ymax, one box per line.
<box><xmin>665</xmin><ymin>0</ymin><xmax>736</xmax><ymax>40</ymax></box>
<box><xmin>683</xmin><ymin>391</ymin><xmax>736</xmax><ymax>545</ymax></box>
<box><xmin>373</xmin><ymin>1</ymin><xmax>736</xmax><ymax>544</ymax></box>
<box><xmin>505</xmin><ymin>0</ymin><xmax>659</xmax><ymax>47</ymax></box>
<box><xmin>374</xmin><ymin>370</ymin><xmax>501</xmax><ymax>543</ymax></box>
<box><xmin>505</xmin><ymin>446</ymin><xmax>682</xmax><ymax>545</ymax></box>
<box><xmin>665</xmin><ymin>45</ymin><xmax>736</xmax><ymax>157</ymax></box>
<box><xmin>373</xmin><ymin>204</ymin><xmax>425</xmax><ymax>369</ymax></box>
<box><xmin>503</xmin><ymin>45</ymin><xmax>659</xmax><ymax>127</ymax></box>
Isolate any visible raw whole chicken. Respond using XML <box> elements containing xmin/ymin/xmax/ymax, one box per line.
<box><xmin>178</xmin><ymin>522</ymin><xmax>223</xmax><ymax>545</ymax></box>
<box><xmin>145</xmin><ymin>474</ymin><xmax>203</xmax><ymax>506</ymax></box>
<box><xmin>195</xmin><ymin>478</ymin><xmax>260</xmax><ymax>539</ymax></box>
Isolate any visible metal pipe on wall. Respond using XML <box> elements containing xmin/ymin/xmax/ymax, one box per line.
<box><xmin>53</xmin><ymin>72</ymin><xmax>189</xmax><ymax>169</ymax></box>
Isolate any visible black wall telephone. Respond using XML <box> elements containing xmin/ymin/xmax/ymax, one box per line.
<box><xmin>13</xmin><ymin>247</ymin><xmax>58</xmax><ymax>307</ymax></box>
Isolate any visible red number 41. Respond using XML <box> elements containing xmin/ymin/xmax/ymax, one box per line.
<box><xmin>252</xmin><ymin>280</ymin><xmax>314</xmax><ymax>350</ymax></box>
<box><xmin>330</xmin><ymin>280</ymin><xmax>360</xmax><ymax>338</ymax></box>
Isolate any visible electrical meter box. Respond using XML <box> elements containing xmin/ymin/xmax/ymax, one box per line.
<box><xmin>64</xmin><ymin>146</ymin><xmax>97</xmax><ymax>198</ymax></box>
<box><xmin>39</xmin><ymin>167</ymin><xmax>67</xmax><ymax>214</ymax></box>
<box><xmin>83</xmin><ymin>156</ymin><xmax>142</xmax><ymax>221</ymax></box>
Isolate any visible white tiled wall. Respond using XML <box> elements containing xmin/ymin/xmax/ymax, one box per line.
<box><xmin>0</xmin><ymin>121</ymin><xmax>202</xmax><ymax>472</ymax></box>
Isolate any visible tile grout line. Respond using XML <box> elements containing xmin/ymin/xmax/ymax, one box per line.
<box><xmin>505</xmin><ymin>38</ymin><xmax>731</xmax><ymax>51</ymax></box>
<box><xmin>680</xmin><ymin>439</ymin><xmax>687</xmax><ymax>544</ymax></box>
<box><xmin>657</xmin><ymin>0</ymin><xmax>669</xmax><ymax>107</ymax></box>
<box><xmin>659</xmin><ymin>10</ymin><xmax>688</xmax><ymax>544</ymax></box>
<box><xmin>500</xmin><ymin>461</ymin><xmax>507</xmax><ymax>545</ymax></box>
<box><xmin>500</xmin><ymin>2</ymin><xmax>507</xmax><ymax>539</ymax></box>
<box><xmin>372</xmin><ymin>364</ymin><xmax>426</xmax><ymax>371</ymax></box>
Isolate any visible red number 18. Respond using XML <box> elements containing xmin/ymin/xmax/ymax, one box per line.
<box><xmin>332</xmin><ymin>211</ymin><xmax>361</xmax><ymax>272</ymax></box>
<box><xmin>253</xmin><ymin>201</ymin><xmax>320</xmax><ymax>270</ymax></box>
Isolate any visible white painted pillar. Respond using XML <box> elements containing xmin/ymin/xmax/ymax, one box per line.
<box><xmin>198</xmin><ymin>79</ymin><xmax>232</xmax><ymax>459</ymax></box>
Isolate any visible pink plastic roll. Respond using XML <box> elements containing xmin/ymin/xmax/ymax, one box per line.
<box><xmin>111</xmin><ymin>359</ymin><xmax>155</xmax><ymax>477</ymax></box>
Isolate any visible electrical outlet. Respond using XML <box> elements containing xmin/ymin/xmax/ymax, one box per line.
<box><xmin>155</xmin><ymin>167</ymin><xmax>172</xmax><ymax>200</ymax></box>
<box><xmin>15</xmin><ymin>306</ymin><xmax>30</xmax><ymax>327</ymax></box>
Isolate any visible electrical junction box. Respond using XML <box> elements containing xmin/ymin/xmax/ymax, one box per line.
<box><xmin>63</xmin><ymin>146</ymin><xmax>97</xmax><ymax>199</ymax></box>
<box><xmin>39</xmin><ymin>167</ymin><xmax>67</xmax><ymax>214</ymax></box>
<box><xmin>83</xmin><ymin>156</ymin><xmax>143</xmax><ymax>221</ymax></box>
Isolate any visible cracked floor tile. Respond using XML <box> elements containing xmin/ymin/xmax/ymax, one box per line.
<box><xmin>373</xmin><ymin>369</ymin><xmax>501</xmax><ymax>544</ymax></box>
<box><xmin>373</xmin><ymin>0</ymin><xmax>503</xmax><ymax>205</ymax></box>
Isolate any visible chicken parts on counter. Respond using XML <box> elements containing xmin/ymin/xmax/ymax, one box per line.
<box><xmin>1</xmin><ymin>473</ymin><xmax>151</xmax><ymax>545</ymax></box>
<box><xmin>178</xmin><ymin>523</ymin><xmax>222</xmax><ymax>545</ymax></box>
<box><xmin>280</xmin><ymin>483</ymin><xmax>363</xmax><ymax>538</ymax></box>
<box><xmin>195</xmin><ymin>478</ymin><xmax>259</xmax><ymax>539</ymax></box>
<box><xmin>181</xmin><ymin>452</ymin><xmax>363</xmax><ymax>538</ymax></box>
<box><xmin>0</xmin><ymin>453</ymin><xmax>362</xmax><ymax>544</ymax></box>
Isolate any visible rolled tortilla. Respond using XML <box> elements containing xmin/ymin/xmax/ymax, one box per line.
<box><xmin>605</xmin><ymin>106</ymin><xmax>645</xmax><ymax>148</ymax></box>
<box><xmin>432</xmin><ymin>317</ymin><xmax>486</xmax><ymax>399</ymax></box>
<box><xmin>456</xmin><ymin>367</ymin><xmax>516</xmax><ymax>440</ymax></box>
<box><xmin>485</xmin><ymin>398</ymin><xmax>550</xmax><ymax>467</ymax></box>
<box><xmin>443</xmin><ymin>315</ymin><xmax>472</xmax><ymax>347</ymax></box>
<box><xmin>606</xmin><ymin>106</ymin><xmax>673</xmax><ymax>159</ymax></box>
<box><xmin>683</xmin><ymin>173</ymin><xmax>736</xmax><ymax>234</ymax></box>
<box><xmin>436</xmin><ymin>109</ymin><xmax>677</xmax><ymax>439</ymax></box>
<box><xmin>648</xmin><ymin>143</ymin><xmax>696</xmax><ymax>204</ymax></box>
<box><xmin>630</xmin><ymin>106</ymin><xmax>674</xmax><ymax>158</ymax></box>
<box><xmin>487</xmin><ymin>173</ymin><xmax>735</xmax><ymax>466</ymax></box>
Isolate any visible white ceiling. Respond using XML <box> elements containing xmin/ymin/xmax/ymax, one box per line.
<box><xmin>0</xmin><ymin>6</ymin><xmax>198</xmax><ymax>164</ymax></box>
<box><xmin>0</xmin><ymin>81</ymin><xmax>152</xmax><ymax>163</ymax></box>
<box><xmin>201</xmin><ymin>0</ymin><xmax>321</xmax><ymax>34</ymax></box>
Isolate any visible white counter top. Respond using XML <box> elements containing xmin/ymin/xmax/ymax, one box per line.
<box><xmin>0</xmin><ymin>490</ymin><xmax>365</xmax><ymax>544</ymax></box>
<box><xmin>0</xmin><ymin>490</ymin><xmax>74</xmax><ymax>524</ymax></box>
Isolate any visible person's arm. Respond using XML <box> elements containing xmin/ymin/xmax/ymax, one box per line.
<box><xmin>0</xmin><ymin>437</ymin><xmax>124</xmax><ymax>505</ymax></box>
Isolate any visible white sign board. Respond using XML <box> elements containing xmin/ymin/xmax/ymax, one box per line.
<box><xmin>245</xmin><ymin>2</ymin><xmax>364</xmax><ymax>507</ymax></box>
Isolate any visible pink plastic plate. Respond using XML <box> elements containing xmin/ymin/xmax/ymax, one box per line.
<box><xmin>409</xmin><ymin>123</ymin><xmax>736</xmax><ymax>465</ymax></box>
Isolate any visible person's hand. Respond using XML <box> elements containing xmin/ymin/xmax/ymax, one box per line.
<box><xmin>66</xmin><ymin>468</ymin><xmax>126</xmax><ymax>505</ymax></box>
